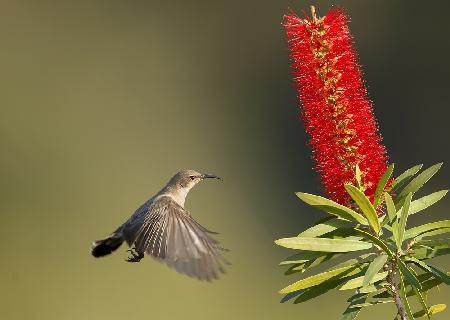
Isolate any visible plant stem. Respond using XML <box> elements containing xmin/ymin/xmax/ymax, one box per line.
<box><xmin>387</xmin><ymin>269</ymin><xmax>406</xmax><ymax>320</ymax></box>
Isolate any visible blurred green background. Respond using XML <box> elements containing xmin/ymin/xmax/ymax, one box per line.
<box><xmin>1</xmin><ymin>1</ymin><xmax>449</xmax><ymax>319</ymax></box>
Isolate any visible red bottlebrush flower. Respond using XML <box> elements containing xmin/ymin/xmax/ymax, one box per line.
<box><xmin>284</xmin><ymin>7</ymin><xmax>389</xmax><ymax>206</ymax></box>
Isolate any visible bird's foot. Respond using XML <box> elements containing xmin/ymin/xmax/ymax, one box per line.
<box><xmin>125</xmin><ymin>248</ymin><xmax>144</xmax><ymax>263</ymax></box>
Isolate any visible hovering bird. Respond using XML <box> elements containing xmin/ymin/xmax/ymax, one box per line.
<box><xmin>91</xmin><ymin>169</ymin><xmax>228</xmax><ymax>281</ymax></box>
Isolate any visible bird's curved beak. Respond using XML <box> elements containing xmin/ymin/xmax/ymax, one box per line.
<box><xmin>202</xmin><ymin>173</ymin><xmax>222</xmax><ymax>181</ymax></box>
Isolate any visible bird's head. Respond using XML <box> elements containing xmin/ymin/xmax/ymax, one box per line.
<box><xmin>169</xmin><ymin>169</ymin><xmax>222</xmax><ymax>192</ymax></box>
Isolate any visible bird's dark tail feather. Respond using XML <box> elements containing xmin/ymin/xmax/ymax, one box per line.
<box><xmin>91</xmin><ymin>234</ymin><xmax>124</xmax><ymax>258</ymax></box>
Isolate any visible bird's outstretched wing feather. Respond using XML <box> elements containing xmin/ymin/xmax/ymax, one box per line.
<box><xmin>123</xmin><ymin>196</ymin><xmax>227</xmax><ymax>281</ymax></box>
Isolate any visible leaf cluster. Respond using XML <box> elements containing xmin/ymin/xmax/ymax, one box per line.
<box><xmin>275</xmin><ymin>163</ymin><xmax>450</xmax><ymax>319</ymax></box>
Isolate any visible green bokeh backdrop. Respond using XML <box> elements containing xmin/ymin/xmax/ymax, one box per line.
<box><xmin>1</xmin><ymin>1</ymin><xmax>449</xmax><ymax>319</ymax></box>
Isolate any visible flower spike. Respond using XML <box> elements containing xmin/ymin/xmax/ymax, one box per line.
<box><xmin>284</xmin><ymin>7</ymin><xmax>389</xmax><ymax>206</ymax></box>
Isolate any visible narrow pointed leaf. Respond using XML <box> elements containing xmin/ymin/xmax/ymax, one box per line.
<box><xmin>404</xmin><ymin>220</ymin><xmax>450</xmax><ymax>240</ymax></box>
<box><xmin>279</xmin><ymin>264</ymin><xmax>361</xmax><ymax>294</ymax></box>
<box><xmin>357</xmin><ymin>282</ymin><xmax>386</xmax><ymax>294</ymax></box>
<box><xmin>342</xmin><ymin>293</ymin><xmax>367</xmax><ymax>320</ymax></box>
<box><xmin>398</xmin><ymin>257</ymin><xmax>421</xmax><ymax>289</ymax></box>
<box><xmin>334</xmin><ymin>254</ymin><xmax>375</xmax><ymax>269</ymax></box>
<box><xmin>396</xmin><ymin>163</ymin><xmax>442</xmax><ymax>208</ymax></box>
<box><xmin>412</xmin><ymin>286</ymin><xmax>429</xmax><ymax>320</ymax></box>
<box><xmin>426</xmin><ymin>265</ymin><xmax>450</xmax><ymax>285</ymax></box>
<box><xmin>406</xmin><ymin>277</ymin><xmax>442</xmax><ymax>297</ymax></box>
<box><xmin>396</xmin><ymin>193</ymin><xmax>412</xmax><ymax>248</ymax></box>
<box><xmin>319</xmin><ymin>227</ymin><xmax>362</xmax><ymax>240</ymax></box>
<box><xmin>408</xmin><ymin>190</ymin><xmax>448</xmax><ymax>216</ymax></box>
<box><xmin>428</xmin><ymin>304</ymin><xmax>446</xmax><ymax>316</ymax></box>
<box><xmin>280</xmin><ymin>291</ymin><xmax>301</xmax><ymax>303</ymax></box>
<box><xmin>349</xmin><ymin>300</ymin><xmax>393</xmax><ymax>308</ymax></box>
<box><xmin>298</xmin><ymin>218</ymin><xmax>348</xmax><ymax>237</ymax></box>
<box><xmin>400</xmin><ymin>275</ymin><xmax>415</xmax><ymax>320</ymax></box>
<box><xmin>411</xmin><ymin>239</ymin><xmax>450</xmax><ymax>260</ymax></box>
<box><xmin>393</xmin><ymin>164</ymin><xmax>423</xmax><ymax>191</ymax></box>
<box><xmin>385</xmin><ymin>193</ymin><xmax>400</xmax><ymax>244</ymax></box>
<box><xmin>354</xmin><ymin>228</ymin><xmax>394</xmax><ymax>258</ymax></box>
<box><xmin>385</xmin><ymin>193</ymin><xmax>397</xmax><ymax>223</ymax></box>
<box><xmin>345</xmin><ymin>184</ymin><xmax>380</xmax><ymax>234</ymax></box>
<box><xmin>413</xmin><ymin>304</ymin><xmax>446</xmax><ymax>318</ymax></box>
<box><xmin>415</xmin><ymin>228</ymin><xmax>450</xmax><ymax>241</ymax></box>
<box><xmin>406</xmin><ymin>257</ymin><xmax>450</xmax><ymax>285</ymax></box>
<box><xmin>340</xmin><ymin>271</ymin><xmax>388</xmax><ymax>290</ymax></box>
<box><xmin>296</xmin><ymin>192</ymin><xmax>368</xmax><ymax>225</ymax></box>
<box><xmin>284</xmin><ymin>253</ymin><xmax>342</xmax><ymax>274</ymax></box>
<box><xmin>284</xmin><ymin>263</ymin><xmax>304</xmax><ymax>275</ymax></box>
<box><xmin>342</xmin><ymin>307</ymin><xmax>362</xmax><ymax>320</ymax></box>
<box><xmin>374</xmin><ymin>163</ymin><xmax>394</xmax><ymax>208</ymax></box>
<box><xmin>293</xmin><ymin>277</ymin><xmax>348</xmax><ymax>304</ymax></box>
<box><xmin>372</xmin><ymin>291</ymin><xmax>392</xmax><ymax>299</ymax></box>
<box><xmin>275</xmin><ymin>237</ymin><xmax>372</xmax><ymax>252</ymax></box>
<box><xmin>280</xmin><ymin>251</ymin><xmax>330</xmax><ymax>265</ymax></box>
<box><xmin>347</xmin><ymin>293</ymin><xmax>368</xmax><ymax>303</ymax></box>
<box><xmin>363</xmin><ymin>254</ymin><xmax>388</xmax><ymax>286</ymax></box>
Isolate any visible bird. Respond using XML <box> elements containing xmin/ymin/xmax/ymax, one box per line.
<box><xmin>91</xmin><ymin>169</ymin><xmax>228</xmax><ymax>281</ymax></box>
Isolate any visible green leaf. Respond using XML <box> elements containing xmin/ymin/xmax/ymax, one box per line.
<box><xmin>280</xmin><ymin>251</ymin><xmax>332</xmax><ymax>265</ymax></box>
<box><xmin>284</xmin><ymin>263</ymin><xmax>304</xmax><ymax>275</ymax></box>
<box><xmin>374</xmin><ymin>163</ymin><xmax>394</xmax><ymax>208</ymax></box>
<box><xmin>409</xmin><ymin>190</ymin><xmax>448</xmax><ymax>216</ymax></box>
<box><xmin>280</xmin><ymin>291</ymin><xmax>301</xmax><ymax>303</ymax></box>
<box><xmin>413</xmin><ymin>304</ymin><xmax>446</xmax><ymax>318</ymax></box>
<box><xmin>320</xmin><ymin>227</ymin><xmax>362</xmax><ymax>240</ymax></box>
<box><xmin>411</xmin><ymin>239</ymin><xmax>450</xmax><ymax>260</ymax></box>
<box><xmin>406</xmin><ymin>257</ymin><xmax>450</xmax><ymax>285</ymax></box>
<box><xmin>428</xmin><ymin>304</ymin><xmax>446</xmax><ymax>316</ymax></box>
<box><xmin>347</xmin><ymin>292</ymin><xmax>368</xmax><ymax>303</ymax></box>
<box><xmin>372</xmin><ymin>290</ymin><xmax>392</xmax><ymax>299</ymax></box>
<box><xmin>279</xmin><ymin>263</ymin><xmax>361</xmax><ymax>294</ymax></box>
<box><xmin>404</xmin><ymin>220</ymin><xmax>450</xmax><ymax>240</ymax></box>
<box><xmin>354</xmin><ymin>228</ymin><xmax>395</xmax><ymax>258</ymax></box>
<box><xmin>412</xmin><ymin>286</ymin><xmax>429</xmax><ymax>320</ymax></box>
<box><xmin>385</xmin><ymin>193</ymin><xmax>397</xmax><ymax>223</ymax></box>
<box><xmin>398</xmin><ymin>257</ymin><xmax>421</xmax><ymax>289</ymax></box>
<box><xmin>284</xmin><ymin>253</ymin><xmax>342</xmax><ymax>274</ymax></box>
<box><xmin>396</xmin><ymin>193</ymin><xmax>412</xmax><ymax>248</ymax></box>
<box><xmin>393</xmin><ymin>164</ymin><xmax>423</xmax><ymax>191</ymax></box>
<box><xmin>405</xmin><ymin>272</ymin><xmax>442</xmax><ymax>297</ymax></box>
<box><xmin>363</xmin><ymin>254</ymin><xmax>388</xmax><ymax>286</ymax></box>
<box><xmin>396</xmin><ymin>163</ymin><xmax>443</xmax><ymax>208</ymax></box>
<box><xmin>340</xmin><ymin>271</ymin><xmax>388</xmax><ymax>290</ymax></box>
<box><xmin>345</xmin><ymin>184</ymin><xmax>380</xmax><ymax>234</ymax></box>
<box><xmin>406</xmin><ymin>277</ymin><xmax>441</xmax><ymax>297</ymax></box>
<box><xmin>415</xmin><ymin>228</ymin><xmax>450</xmax><ymax>241</ymax></box>
<box><xmin>357</xmin><ymin>282</ymin><xmax>386</xmax><ymax>294</ymax></box>
<box><xmin>349</xmin><ymin>300</ymin><xmax>393</xmax><ymax>308</ymax></box>
<box><xmin>385</xmin><ymin>193</ymin><xmax>400</xmax><ymax>244</ymax></box>
<box><xmin>334</xmin><ymin>254</ymin><xmax>375</xmax><ymax>269</ymax></box>
<box><xmin>298</xmin><ymin>218</ymin><xmax>349</xmax><ymax>237</ymax></box>
<box><xmin>342</xmin><ymin>293</ymin><xmax>367</xmax><ymax>320</ymax></box>
<box><xmin>426</xmin><ymin>265</ymin><xmax>450</xmax><ymax>285</ymax></box>
<box><xmin>400</xmin><ymin>275</ymin><xmax>416</xmax><ymax>320</ymax></box>
<box><xmin>416</xmin><ymin>239</ymin><xmax>450</xmax><ymax>247</ymax></box>
<box><xmin>293</xmin><ymin>277</ymin><xmax>347</xmax><ymax>304</ymax></box>
<box><xmin>275</xmin><ymin>237</ymin><xmax>372</xmax><ymax>252</ymax></box>
<box><xmin>296</xmin><ymin>192</ymin><xmax>368</xmax><ymax>225</ymax></box>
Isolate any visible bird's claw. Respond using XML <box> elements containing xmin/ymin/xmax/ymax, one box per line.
<box><xmin>125</xmin><ymin>247</ymin><xmax>144</xmax><ymax>263</ymax></box>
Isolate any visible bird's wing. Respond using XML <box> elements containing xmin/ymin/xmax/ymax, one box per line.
<box><xmin>128</xmin><ymin>196</ymin><xmax>228</xmax><ymax>281</ymax></box>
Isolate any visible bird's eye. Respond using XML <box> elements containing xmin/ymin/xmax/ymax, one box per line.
<box><xmin>189</xmin><ymin>176</ymin><xmax>195</xmax><ymax>180</ymax></box>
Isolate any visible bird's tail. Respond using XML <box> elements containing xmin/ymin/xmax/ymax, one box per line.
<box><xmin>91</xmin><ymin>232</ymin><xmax>124</xmax><ymax>258</ymax></box>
